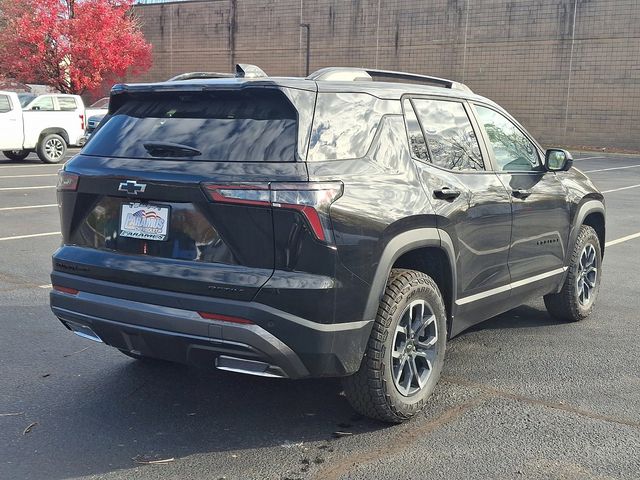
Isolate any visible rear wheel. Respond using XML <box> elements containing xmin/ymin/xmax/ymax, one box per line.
<box><xmin>544</xmin><ymin>225</ymin><xmax>601</xmax><ymax>322</ymax></box>
<box><xmin>2</xmin><ymin>150</ymin><xmax>30</xmax><ymax>161</ymax></box>
<box><xmin>36</xmin><ymin>133</ymin><xmax>66</xmax><ymax>163</ymax></box>
<box><xmin>343</xmin><ymin>269</ymin><xmax>447</xmax><ymax>423</ymax></box>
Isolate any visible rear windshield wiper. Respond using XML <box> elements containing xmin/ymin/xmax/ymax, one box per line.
<box><xmin>143</xmin><ymin>142</ymin><xmax>202</xmax><ymax>158</ymax></box>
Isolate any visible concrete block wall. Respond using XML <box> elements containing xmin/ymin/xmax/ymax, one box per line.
<box><xmin>130</xmin><ymin>0</ymin><xmax>640</xmax><ymax>151</ymax></box>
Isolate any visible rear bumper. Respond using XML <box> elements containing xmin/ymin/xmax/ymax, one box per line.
<box><xmin>50</xmin><ymin>271</ymin><xmax>372</xmax><ymax>378</ymax></box>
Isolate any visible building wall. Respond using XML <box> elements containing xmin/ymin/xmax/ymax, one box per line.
<box><xmin>131</xmin><ymin>0</ymin><xmax>640</xmax><ymax>151</ymax></box>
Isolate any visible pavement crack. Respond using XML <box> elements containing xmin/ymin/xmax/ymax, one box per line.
<box><xmin>442</xmin><ymin>376</ymin><xmax>640</xmax><ymax>430</ymax></box>
<box><xmin>313</xmin><ymin>395</ymin><xmax>488</xmax><ymax>480</ymax></box>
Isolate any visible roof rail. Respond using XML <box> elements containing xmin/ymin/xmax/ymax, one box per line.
<box><xmin>307</xmin><ymin>67</ymin><xmax>472</xmax><ymax>93</ymax></box>
<box><xmin>168</xmin><ymin>72</ymin><xmax>234</xmax><ymax>81</ymax></box>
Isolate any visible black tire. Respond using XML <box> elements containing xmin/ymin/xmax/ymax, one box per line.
<box><xmin>36</xmin><ymin>133</ymin><xmax>67</xmax><ymax>163</ymax></box>
<box><xmin>342</xmin><ymin>269</ymin><xmax>447</xmax><ymax>423</ymax></box>
<box><xmin>544</xmin><ymin>225</ymin><xmax>602</xmax><ymax>322</ymax></box>
<box><xmin>2</xmin><ymin>150</ymin><xmax>30</xmax><ymax>161</ymax></box>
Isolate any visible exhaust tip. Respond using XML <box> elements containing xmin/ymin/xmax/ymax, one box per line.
<box><xmin>215</xmin><ymin>355</ymin><xmax>286</xmax><ymax>378</ymax></box>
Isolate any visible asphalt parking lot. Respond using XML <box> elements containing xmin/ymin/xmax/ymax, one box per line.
<box><xmin>1</xmin><ymin>150</ymin><xmax>639</xmax><ymax>480</ymax></box>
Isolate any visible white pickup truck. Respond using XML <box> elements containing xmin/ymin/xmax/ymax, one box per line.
<box><xmin>0</xmin><ymin>91</ymin><xmax>86</xmax><ymax>163</ymax></box>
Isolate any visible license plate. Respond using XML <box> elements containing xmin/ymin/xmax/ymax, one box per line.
<box><xmin>119</xmin><ymin>203</ymin><xmax>170</xmax><ymax>241</ymax></box>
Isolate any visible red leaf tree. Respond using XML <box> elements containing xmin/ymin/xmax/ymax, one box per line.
<box><xmin>0</xmin><ymin>0</ymin><xmax>152</xmax><ymax>95</ymax></box>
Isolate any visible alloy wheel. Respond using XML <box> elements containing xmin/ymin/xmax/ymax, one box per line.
<box><xmin>45</xmin><ymin>138</ymin><xmax>64</xmax><ymax>161</ymax></box>
<box><xmin>391</xmin><ymin>299</ymin><xmax>439</xmax><ymax>397</ymax></box>
<box><xmin>576</xmin><ymin>243</ymin><xmax>598</xmax><ymax>306</ymax></box>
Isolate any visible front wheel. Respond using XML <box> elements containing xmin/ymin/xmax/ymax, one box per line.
<box><xmin>3</xmin><ymin>150</ymin><xmax>30</xmax><ymax>161</ymax></box>
<box><xmin>342</xmin><ymin>269</ymin><xmax>447</xmax><ymax>423</ymax></box>
<box><xmin>544</xmin><ymin>225</ymin><xmax>602</xmax><ymax>322</ymax></box>
<box><xmin>36</xmin><ymin>133</ymin><xmax>67</xmax><ymax>163</ymax></box>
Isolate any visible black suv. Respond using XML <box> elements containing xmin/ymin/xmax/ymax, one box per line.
<box><xmin>50</xmin><ymin>66</ymin><xmax>605</xmax><ymax>422</ymax></box>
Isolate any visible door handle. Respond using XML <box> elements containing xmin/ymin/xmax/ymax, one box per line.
<box><xmin>511</xmin><ymin>189</ymin><xmax>532</xmax><ymax>199</ymax></box>
<box><xmin>433</xmin><ymin>186</ymin><xmax>461</xmax><ymax>200</ymax></box>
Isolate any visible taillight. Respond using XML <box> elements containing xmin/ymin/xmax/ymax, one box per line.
<box><xmin>79</xmin><ymin>114</ymin><xmax>84</xmax><ymax>130</ymax></box>
<box><xmin>202</xmin><ymin>181</ymin><xmax>343</xmax><ymax>244</ymax></box>
<box><xmin>57</xmin><ymin>171</ymin><xmax>79</xmax><ymax>191</ymax></box>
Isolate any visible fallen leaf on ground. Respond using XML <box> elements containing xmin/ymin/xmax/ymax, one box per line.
<box><xmin>23</xmin><ymin>422</ymin><xmax>38</xmax><ymax>435</ymax></box>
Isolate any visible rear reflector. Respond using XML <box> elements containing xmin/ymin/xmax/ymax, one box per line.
<box><xmin>202</xmin><ymin>181</ymin><xmax>343</xmax><ymax>244</ymax></box>
<box><xmin>198</xmin><ymin>312</ymin><xmax>253</xmax><ymax>324</ymax></box>
<box><xmin>53</xmin><ymin>285</ymin><xmax>79</xmax><ymax>295</ymax></box>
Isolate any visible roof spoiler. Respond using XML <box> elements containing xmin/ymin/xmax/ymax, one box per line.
<box><xmin>235</xmin><ymin>64</ymin><xmax>268</xmax><ymax>79</ymax></box>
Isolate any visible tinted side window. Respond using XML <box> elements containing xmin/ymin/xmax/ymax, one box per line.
<box><xmin>58</xmin><ymin>97</ymin><xmax>78</xmax><ymax>111</ymax></box>
<box><xmin>30</xmin><ymin>96</ymin><xmax>55</xmax><ymax>111</ymax></box>
<box><xmin>0</xmin><ymin>95</ymin><xmax>12</xmax><ymax>113</ymax></box>
<box><xmin>412</xmin><ymin>99</ymin><xmax>484</xmax><ymax>171</ymax></box>
<box><xmin>476</xmin><ymin>105</ymin><xmax>541</xmax><ymax>172</ymax></box>
<box><xmin>403</xmin><ymin>99</ymin><xmax>429</xmax><ymax>162</ymax></box>
<box><xmin>307</xmin><ymin>93</ymin><xmax>397</xmax><ymax>161</ymax></box>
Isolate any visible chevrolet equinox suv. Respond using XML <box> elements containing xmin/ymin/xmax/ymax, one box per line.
<box><xmin>50</xmin><ymin>65</ymin><xmax>605</xmax><ymax>422</ymax></box>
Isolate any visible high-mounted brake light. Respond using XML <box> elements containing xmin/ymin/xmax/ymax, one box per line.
<box><xmin>202</xmin><ymin>181</ymin><xmax>343</xmax><ymax>244</ymax></box>
<box><xmin>57</xmin><ymin>171</ymin><xmax>79</xmax><ymax>191</ymax></box>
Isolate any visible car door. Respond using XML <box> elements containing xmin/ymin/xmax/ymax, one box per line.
<box><xmin>472</xmin><ymin>103</ymin><xmax>571</xmax><ymax>303</ymax></box>
<box><xmin>0</xmin><ymin>94</ymin><xmax>22</xmax><ymax>150</ymax></box>
<box><xmin>403</xmin><ymin>97</ymin><xmax>513</xmax><ymax>333</ymax></box>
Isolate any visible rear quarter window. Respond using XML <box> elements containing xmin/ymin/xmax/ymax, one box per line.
<box><xmin>307</xmin><ymin>92</ymin><xmax>398</xmax><ymax>161</ymax></box>
<box><xmin>83</xmin><ymin>89</ymin><xmax>298</xmax><ymax>162</ymax></box>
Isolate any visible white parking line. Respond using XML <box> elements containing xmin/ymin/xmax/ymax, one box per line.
<box><xmin>0</xmin><ymin>204</ymin><xmax>57</xmax><ymax>212</ymax></box>
<box><xmin>0</xmin><ymin>173</ymin><xmax>57</xmax><ymax>179</ymax></box>
<box><xmin>574</xmin><ymin>156</ymin><xmax>606</xmax><ymax>161</ymax></box>
<box><xmin>583</xmin><ymin>164</ymin><xmax>640</xmax><ymax>173</ymax></box>
<box><xmin>0</xmin><ymin>163</ymin><xmax>63</xmax><ymax>169</ymax></box>
<box><xmin>606</xmin><ymin>232</ymin><xmax>640</xmax><ymax>247</ymax></box>
<box><xmin>0</xmin><ymin>231</ymin><xmax>60</xmax><ymax>242</ymax></box>
<box><xmin>0</xmin><ymin>185</ymin><xmax>56</xmax><ymax>191</ymax></box>
<box><xmin>602</xmin><ymin>184</ymin><xmax>640</xmax><ymax>194</ymax></box>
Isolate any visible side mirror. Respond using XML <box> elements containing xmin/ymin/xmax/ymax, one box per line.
<box><xmin>545</xmin><ymin>148</ymin><xmax>573</xmax><ymax>171</ymax></box>
<box><xmin>31</xmin><ymin>106</ymin><xmax>40</xmax><ymax>111</ymax></box>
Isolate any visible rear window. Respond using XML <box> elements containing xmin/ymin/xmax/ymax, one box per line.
<box><xmin>0</xmin><ymin>95</ymin><xmax>11</xmax><ymax>113</ymax></box>
<box><xmin>83</xmin><ymin>89</ymin><xmax>297</xmax><ymax>162</ymax></box>
<box><xmin>58</xmin><ymin>97</ymin><xmax>78</xmax><ymax>111</ymax></box>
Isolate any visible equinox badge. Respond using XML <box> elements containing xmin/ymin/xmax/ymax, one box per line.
<box><xmin>118</xmin><ymin>180</ymin><xmax>147</xmax><ymax>195</ymax></box>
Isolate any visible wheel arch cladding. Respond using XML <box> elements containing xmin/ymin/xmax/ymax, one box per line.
<box><xmin>39</xmin><ymin>128</ymin><xmax>69</xmax><ymax>145</ymax></box>
<box><xmin>572</xmin><ymin>200</ymin><xmax>606</xmax><ymax>259</ymax></box>
<box><xmin>364</xmin><ymin>228</ymin><xmax>457</xmax><ymax>334</ymax></box>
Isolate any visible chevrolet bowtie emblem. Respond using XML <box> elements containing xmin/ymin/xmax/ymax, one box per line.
<box><xmin>118</xmin><ymin>180</ymin><xmax>147</xmax><ymax>195</ymax></box>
